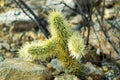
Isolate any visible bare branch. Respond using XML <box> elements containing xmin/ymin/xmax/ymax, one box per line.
<box><xmin>12</xmin><ymin>0</ymin><xmax>50</xmax><ymax>38</ymax></box>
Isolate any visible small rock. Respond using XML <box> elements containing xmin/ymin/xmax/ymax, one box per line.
<box><xmin>0</xmin><ymin>41</ymin><xmax>10</xmax><ymax>50</ymax></box>
<box><xmin>0</xmin><ymin>58</ymin><xmax>53</xmax><ymax>80</ymax></box>
<box><xmin>102</xmin><ymin>62</ymin><xmax>120</xmax><ymax>80</ymax></box>
<box><xmin>70</xmin><ymin>15</ymin><xmax>82</xmax><ymax>30</ymax></box>
<box><xmin>2</xmin><ymin>42</ymin><xmax>10</xmax><ymax>50</ymax></box>
<box><xmin>90</xmin><ymin>73</ymin><xmax>102</xmax><ymax>80</ymax></box>
<box><xmin>84</xmin><ymin>62</ymin><xmax>103</xmax><ymax>75</ymax></box>
<box><xmin>70</xmin><ymin>15</ymin><xmax>82</xmax><ymax>24</ymax></box>
<box><xmin>113</xmin><ymin>76</ymin><xmax>120</xmax><ymax>80</ymax></box>
<box><xmin>0</xmin><ymin>54</ymin><xmax>5</xmax><ymax>62</ymax></box>
<box><xmin>3</xmin><ymin>27</ymin><xmax>7</xmax><ymax>32</ymax></box>
<box><xmin>49</xmin><ymin>59</ymin><xmax>63</xmax><ymax>72</ymax></box>
<box><xmin>104</xmin><ymin>8</ymin><xmax>115</xmax><ymax>19</ymax></box>
<box><xmin>54</xmin><ymin>74</ymin><xmax>80</xmax><ymax>80</ymax></box>
<box><xmin>87</xmin><ymin>76</ymin><xmax>93</xmax><ymax>80</ymax></box>
<box><xmin>45</xmin><ymin>0</ymin><xmax>75</xmax><ymax>15</ymax></box>
<box><xmin>10</xmin><ymin>21</ymin><xmax>37</xmax><ymax>32</ymax></box>
<box><xmin>0</xmin><ymin>9</ymin><xmax>35</xmax><ymax>26</ymax></box>
<box><xmin>5</xmin><ymin>52</ymin><xmax>15</xmax><ymax>58</ymax></box>
<box><xmin>26</xmin><ymin>0</ymin><xmax>44</xmax><ymax>13</ymax></box>
<box><xmin>82</xmin><ymin>49</ymin><xmax>101</xmax><ymax>66</ymax></box>
<box><xmin>0</xmin><ymin>44</ymin><xmax>3</xmax><ymax>49</ymax></box>
<box><xmin>105</xmin><ymin>0</ymin><xmax>114</xmax><ymax>8</ymax></box>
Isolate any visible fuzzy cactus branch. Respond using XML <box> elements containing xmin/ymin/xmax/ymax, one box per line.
<box><xmin>19</xmin><ymin>37</ymin><xmax>58</xmax><ymax>61</ymax></box>
<box><xmin>68</xmin><ymin>31</ymin><xmax>86</xmax><ymax>60</ymax></box>
<box><xmin>18</xmin><ymin>10</ymin><xmax>87</xmax><ymax>77</ymax></box>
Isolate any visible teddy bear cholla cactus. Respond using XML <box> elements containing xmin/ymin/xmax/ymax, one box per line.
<box><xmin>19</xmin><ymin>11</ymin><xmax>87</xmax><ymax>76</ymax></box>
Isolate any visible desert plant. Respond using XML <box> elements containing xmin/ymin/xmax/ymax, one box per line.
<box><xmin>19</xmin><ymin>10</ymin><xmax>88</xmax><ymax>77</ymax></box>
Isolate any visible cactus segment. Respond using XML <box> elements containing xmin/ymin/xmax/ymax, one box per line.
<box><xmin>68</xmin><ymin>32</ymin><xmax>86</xmax><ymax>60</ymax></box>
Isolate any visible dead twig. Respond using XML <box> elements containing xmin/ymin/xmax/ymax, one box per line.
<box><xmin>95</xmin><ymin>13</ymin><xmax>120</xmax><ymax>56</ymax></box>
<box><xmin>12</xmin><ymin>0</ymin><xmax>50</xmax><ymax>38</ymax></box>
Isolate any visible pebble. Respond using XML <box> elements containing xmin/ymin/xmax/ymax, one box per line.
<box><xmin>54</xmin><ymin>74</ymin><xmax>80</xmax><ymax>80</ymax></box>
<box><xmin>84</xmin><ymin>62</ymin><xmax>103</xmax><ymax>75</ymax></box>
<box><xmin>45</xmin><ymin>0</ymin><xmax>75</xmax><ymax>15</ymax></box>
<box><xmin>49</xmin><ymin>59</ymin><xmax>63</xmax><ymax>72</ymax></box>
<box><xmin>0</xmin><ymin>54</ymin><xmax>5</xmax><ymax>61</ymax></box>
<box><xmin>0</xmin><ymin>58</ymin><xmax>53</xmax><ymax>80</ymax></box>
<box><xmin>70</xmin><ymin>15</ymin><xmax>82</xmax><ymax>30</ymax></box>
<box><xmin>0</xmin><ymin>41</ymin><xmax>10</xmax><ymax>50</ymax></box>
<box><xmin>104</xmin><ymin>0</ymin><xmax>114</xmax><ymax>8</ymax></box>
<box><xmin>104</xmin><ymin>8</ymin><xmax>115</xmax><ymax>19</ymax></box>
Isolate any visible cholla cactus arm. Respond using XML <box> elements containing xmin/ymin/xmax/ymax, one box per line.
<box><xmin>49</xmin><ymin>11</ymin><xmax>73</xmax><ymax>45</ymax></box>
<box><xmin>57</xmin><ymin>48</ymin><xmax>87</xmax><ymax>77</ymax></box>
<box><xmin>18</xmin><ymin>37</ymin><xmax>58</xmax><ymax>61</ymax></box>
<box><xmin>68</xmin><ymin>31</ymin><xmax>86</xmax><ymax>60</ymax></box>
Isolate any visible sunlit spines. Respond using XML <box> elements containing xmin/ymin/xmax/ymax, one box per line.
<box><xmin>68</xmin><ymin>32</ymin><xmax>86</xmax><ymax>60</ymax></box>
<box><xmin>18</xmin><ymin>37</ymin><xmax>58</xmax><ymax>61</ymax></box>
<box><xmin>48</xmin><ymin>10</ymin><xmax>72</xmax><ymax>41</ymax></box>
